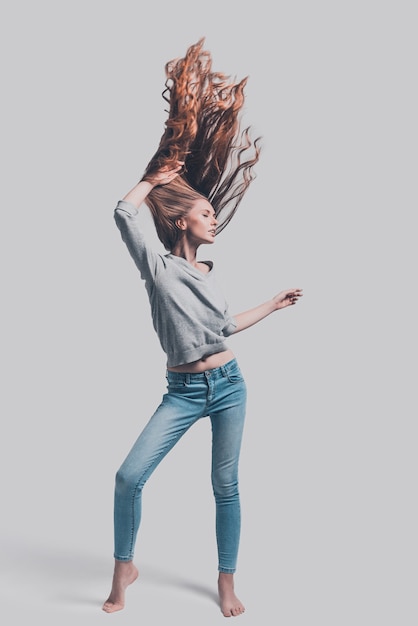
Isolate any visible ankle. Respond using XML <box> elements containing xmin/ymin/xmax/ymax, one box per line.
<box><xmin>218</xmin><ymin>572</ymin><xmax>234</xmax><ymax>586</ymax></box>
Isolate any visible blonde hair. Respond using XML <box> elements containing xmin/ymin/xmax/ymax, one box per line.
<box><xmin>145</xmin><ymin>177</ymin><xmax>205</xmax><ymax>251</ymax></box>
<box><xmin>142</xmin><ymin>38</ymin><xmax>261</xmax><ymax>249</ymax></box>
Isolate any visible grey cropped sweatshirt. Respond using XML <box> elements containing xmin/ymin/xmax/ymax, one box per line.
<box><xmin>114</xmin><ymin>200</ymin><xmax>237</xmax><ymax>367</ymax></box>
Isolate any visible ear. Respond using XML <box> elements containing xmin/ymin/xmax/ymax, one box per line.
<box><xmin>175</xmin><ymin>217</ymin><xmax>187</xmax><ymax>231</ymax></box>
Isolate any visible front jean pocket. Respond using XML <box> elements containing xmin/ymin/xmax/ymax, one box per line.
<box><xmin>226</xmin><ymin>367</ymin><xmax>244</xmax><ymax>384</ymax></box>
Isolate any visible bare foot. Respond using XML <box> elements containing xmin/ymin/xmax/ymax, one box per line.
<box><xmin>218</xmin><ymin>573</ymin><xmax>245</xmax><ymax>617</ymax></box>
<box><xmin>102</xmin><ymin>560</ymin><xmax>139</xmax><ymax>613</ymax></box>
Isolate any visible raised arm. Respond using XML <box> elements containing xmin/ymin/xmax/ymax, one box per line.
<box><xmin>114</xmin><ymin>163</ymin><xmax>185</xmax><ymax>284</ymax></box>
<box><xmin>231</xmin><ymin>288</ymin><xmax>303</xmax><ymax>334</ymax></box>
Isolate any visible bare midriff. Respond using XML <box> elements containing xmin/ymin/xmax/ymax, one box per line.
<box><xmin>167</xmin><ymin>348</ymin><xmax>235</xmax><ymax>373</ymax></box>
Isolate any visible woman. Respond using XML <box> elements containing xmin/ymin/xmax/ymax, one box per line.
<box><xmin>103</xmin><ymin>39</ymin><xmax>302</xmax><ymax>617</ymax></box>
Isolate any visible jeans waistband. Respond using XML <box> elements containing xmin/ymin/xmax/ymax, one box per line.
<box><xmin>166</xmin><ymin>358</ymin><xmax>239</xmax><ymax>383</ymax></box>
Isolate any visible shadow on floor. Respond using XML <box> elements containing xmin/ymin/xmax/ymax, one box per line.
<box><xmin>0</xmin><ymin>536</ymin><xmax>218</xmax><ymax>609</ymax></box>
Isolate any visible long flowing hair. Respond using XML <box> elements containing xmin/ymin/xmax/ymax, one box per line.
<box><xmin>142</xmin><ymin>38</ymin><xmax>261</xmax><ymax>250</ymax></box>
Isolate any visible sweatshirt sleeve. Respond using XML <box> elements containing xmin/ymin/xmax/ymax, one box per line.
<box><xmin>222</xmin><ymin>308</ymin><xmax>238</xmax><ymax>336</ymax></box>
<box><xmin>114</xmin><ymin>200</ymin><xmax>161</xmax><ymax>287</ymax></box>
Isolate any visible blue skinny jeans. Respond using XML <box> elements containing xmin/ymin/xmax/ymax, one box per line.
<box><xmin>113</xmin><ymin>358</ymin><xmax>247</xmax><ymax>573</ymax></box>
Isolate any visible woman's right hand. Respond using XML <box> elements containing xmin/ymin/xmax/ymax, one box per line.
<box><xmin>145</xmin><ymin>162</ymin><xmax>184</xmax><ymax>187</ymax></box>
<box><xmin>122</xmin><ymin>162</ymin><xmax>184</xmax><ymax>208</ymax></box>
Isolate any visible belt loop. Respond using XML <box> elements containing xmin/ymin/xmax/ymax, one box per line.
<box><xmin>185</xmin><ymin>373</ymin><xmax>191</xmax><ymax>385</ymax></box>
<box><xmin>220</xmin><ymin>364</ymin><xmax>227</xmax><ymax>377</ymax></box>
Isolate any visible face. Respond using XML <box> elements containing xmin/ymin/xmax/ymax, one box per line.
<box><xmin>178</xmin><ymin>198</ymin><xmax>218</xmax><ymax>245</ymax></box>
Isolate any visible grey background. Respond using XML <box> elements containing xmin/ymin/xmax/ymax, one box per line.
<box><xmin>1</xmin><ymin>1</ymin><xmax>416</xmax><ymax>624</ymax></box>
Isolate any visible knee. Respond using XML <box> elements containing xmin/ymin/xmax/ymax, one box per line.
<box><xmin>115</xmin><ymin>466</ymin><xmax>139</xmax><ymax>495</ymax></box>
<box><xmin>212</xmin><ymin>475</ymin><xmax>239</xmax><ymax>501</ymax></box>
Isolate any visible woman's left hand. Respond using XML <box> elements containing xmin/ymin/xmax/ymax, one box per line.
<box><xmin>273</xmin><ymin>288</ymin><xmax>303</xmax><ymax>310</ymax></box>
<box><xmin>231</xmin><ymin>288</ymin><xmax>303</xmax><ymax>334</ymax></box>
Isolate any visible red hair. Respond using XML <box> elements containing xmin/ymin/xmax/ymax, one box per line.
<box><xmin>143</xmin><ymin>38</ymin><xmax>261</xmax><ymax>244</ymax></box>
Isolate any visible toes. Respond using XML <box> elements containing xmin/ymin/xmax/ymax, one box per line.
<box><xmin>231</xmin><ymin>605</ymin><xmax>245</xmax><ymax>616</ymax></box>
<box><xmin>102</xmin><ymin>601</ymin><xmax>123</xmax><ymax>613</ymax></box>
<box><xmin>222</xmin><ymin>605</ymin><xmax>245</xmax><ymax>617</ymax></box>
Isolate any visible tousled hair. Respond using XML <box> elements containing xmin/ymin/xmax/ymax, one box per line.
<box><xmin>142</xmin><ymin>38</ymin><xmax>261</xmax><ymax>250</ymax></box>
<box><xmin>145</xmin><ymin>177</ymin><xmax>206</xmax><ymax>251</ymax></box>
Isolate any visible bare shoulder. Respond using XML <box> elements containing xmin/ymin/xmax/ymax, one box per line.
<box><xmin>197</xmin><ymin>261</ymin><xmax>213</xmax><ymax>274</ymax></box>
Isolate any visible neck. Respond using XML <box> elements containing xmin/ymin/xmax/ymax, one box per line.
<box><xmin>171</xmin><ymin>240</ymin><xmax>200</xmax><ymax>266</ymax></box>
